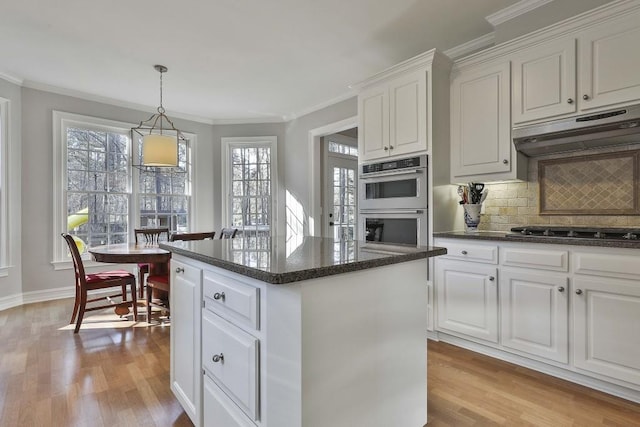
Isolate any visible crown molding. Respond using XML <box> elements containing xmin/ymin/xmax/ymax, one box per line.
<box><xmin>0</xmin><ymin>71</ymin><xmax>24</xmax><ymax>86</ymax></box>
<box><xmin>444</xmin><ymin>32</ymin><xmax>496</xmax><ymax>60</ymax></box>
<box><xmin>282</xmin><ymin>90</ymin><xmax>357</xmax><ymax>122</ymax></box>
<box><xmin>486</xmin><ymin>0</ymin><xmax>555</xmax><ymax>27</ymax></box>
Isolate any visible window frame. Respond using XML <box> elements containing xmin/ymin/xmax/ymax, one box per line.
<box><xmin>52</xmin><ymin>111</ymin><xmax>196</xmax><ymax>269</ymax></box>
<box><xmin>0</xmin><ymin>97</ymin><xmax>10</xmax><ymax>276</ymax></box>
<box><xmin>221</xmin><ymin>136</ymin><xmax>278</xmax><ymax>238</ymax></box>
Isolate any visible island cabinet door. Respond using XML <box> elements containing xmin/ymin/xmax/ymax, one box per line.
<box><xmin>500</xmin><ymin>270</ymin><xmax>569</xmax><ymax>364</ymax></box>
<box><xmin>170</xmin><ymin>259</ymin><xmax>202</xmax><ymax>426</ymax></box>
<box><xmin>573</xmin><ymin>277</ymin><xmax>640</xmax><ymax>386</ymax></box>
<box><xmin>436</xmin><ymin>259</ymin><xmax>498</xmax><ymax>343</ymax></box>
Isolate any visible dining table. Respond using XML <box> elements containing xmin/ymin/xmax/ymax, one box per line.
<box><xmin>88</xmin><ymin>243</ymin><xmax>172</xmax><ymax>316</ymax></box>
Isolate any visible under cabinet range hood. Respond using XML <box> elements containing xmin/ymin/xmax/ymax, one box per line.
<box><xmin>512</xmin><ymin>104</ymin><xmax>640</xmax><ymax>157</ymax></box>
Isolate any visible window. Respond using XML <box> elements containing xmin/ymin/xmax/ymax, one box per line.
<box><xmin>222</xmin><ymin>137</ymin><xmax>277</xmax><ymax>238</ymax></box>
<box><xmin>327</xmin><ymin>140</ymin><xmax>358</xmax><ymax>157</ymax></box>
<box><xmin>53</xmin><ymin>112</ymin><xmax>194</xmax><ymax>266</ymax></box>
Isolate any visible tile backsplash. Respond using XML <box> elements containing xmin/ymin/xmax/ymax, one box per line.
<box><xmin>478</xmin><ymin>144</ymin><xmax>640</xmax><ymax>232</ymax></box>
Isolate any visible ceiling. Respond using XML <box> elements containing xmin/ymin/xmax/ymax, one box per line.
<box><xmin>0</xmin><ymin>0</ymin><xmax>523</xmax><ymax>123</ymax></box>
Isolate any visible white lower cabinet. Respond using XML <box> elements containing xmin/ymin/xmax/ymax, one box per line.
<box><xmin>573</xmin><ymin>276</ymin><xmax>640</xmax><ymax>385</ymax></box>
<box><xmin>170</xmin><ymin>259</ymin><xmax>202</xmax><ymax>426</ymax></box>
<box><xmin>203</xmin><ymin>375</ymin><xmax>256</xmax><ymax>427</ymax></box>
<box><xmin>436</xmin><ymin>260</ymin><xmax>498</xmax><ymax>343</ymax></box>
<box><xmin>434</xmin><ymin>238</ymin><xmax>640</xmax><ymax>402</ymax></box>
<box><xmin>500</xmin><ymin>269</ymin><xmax>568</xmax><ymax>364</ymax></box>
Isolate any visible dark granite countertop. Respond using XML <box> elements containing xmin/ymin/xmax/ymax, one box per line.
<box><xmin>434</xmin><ymin>231</ymin><xmax>640</xmax><ymax>249</ymax></box>
<box><xmin>160</xmin><ymin>236</ymin><xmax>447</xmax><ymax>284</ymax></box>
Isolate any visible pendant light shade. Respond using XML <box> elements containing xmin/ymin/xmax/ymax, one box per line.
<box><xmin>142</xmin><ymin>134</ymin><xmax>178</xmax><ymax>167</ymax></box>
<box><xmin>131</xmin><ymin>64</ymin><xmax>183</xmax><ymax>168</ymax></box>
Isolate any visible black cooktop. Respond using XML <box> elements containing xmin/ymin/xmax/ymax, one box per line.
<box><xmin>508</xmin><ymin>226</ymin><xmax>640</xmax><ymax>240</ymax></box>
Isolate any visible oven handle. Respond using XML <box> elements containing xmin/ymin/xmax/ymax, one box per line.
<box><xmin>360</xmin><ymin>168</ymin><xmax>424</xmax><ymax>179</ymax></box>
<box><xmin>360</xmin><ymin>209</ymin><xmax>425</xmax><ymax>214</ymax></box>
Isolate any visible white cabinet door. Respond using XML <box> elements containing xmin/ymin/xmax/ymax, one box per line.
<box><xmin>359</xmin><ymin>85</ymin><xmax>389</xmax><ymax>162</ymax></box>
<box><xmin>203</xmin><ymin>375</ymin><xmax>256</xmax><ymax>427</ymax></box>
<box><xmin>388</xmin><ymin>70</ymin><xmax>427</xmax><ymax>157</ymax></box>
<box><xmin>436</xmin><ymin>259</ymin><xmax>499</xmax><ymax>343</ymax></box>
<box><xmin>580</xmin><ymin>13</ymin><xmax>640</xmax><ymax>111</ymax></box>
<box><xmin>512</xmin><ymin>38</ymin><xmax>577</xmax><ymax>123</ymax></box>
<box><xmin>573</xmin><ymin>277</ymin><xmax>640</xmax><ymax>386</ymax></box>
<box><xmin>451</xmin><ymin>61</ymin><xmax>514</xmax><ymax>182</ymax></box>
<box><xmin>501</xmin><ymin>270</ymin><xmax>569</xmax><ymax>363</ymax></box>
<box><xmin>170</xmin><ymin>259</ymin><xmax>202</xmax><ymax>426</ymax></box>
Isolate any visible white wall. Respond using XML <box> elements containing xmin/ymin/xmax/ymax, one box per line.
<box><xmin>0</xmin><ymin>78</ymin><xmax>22</xmax><ymax>305</ymax></box>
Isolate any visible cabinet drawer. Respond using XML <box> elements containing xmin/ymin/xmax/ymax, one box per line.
<box><xmin>574</xmin><ymin>252</ymin><xmax>640</xmax><ymax>280</ymax></box>
<box><xmin>202</xmin><ymin>311</ymin><xmax>259</xmax><ymax>421</ymax></box>
<box><xmin>203</xmin><ymin>375</ymin><xmax>257</xmax><ymax>427</ymax></box>
<box><xmin>441</xmin><ymin>242</ymin><xmax>498</xmax><ymax>264</ymax></box>
<box><xmin>203</xmin><ymin>270</ymin><xmax>260</xmax><ymax>331</ymax></box>
<box><xmin>502</xmin><ymin>247</ymin><xmax>568</xmax><ymax>272</ymax></box>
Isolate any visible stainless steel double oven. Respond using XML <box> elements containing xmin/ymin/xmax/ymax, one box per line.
<box><xmin>358</xmin><ymin>155</ymin><xmax>428</xmax><ymax>246</ymax></box>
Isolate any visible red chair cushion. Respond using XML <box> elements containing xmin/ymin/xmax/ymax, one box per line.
<box><xmin>86</xmin><ymin>270</ymin><xmax>135</xmax><ymax>284</ymax></box>
<box><xmin>146</xmin><ymin>275</ymin><xmax>168</xmax><ymax>284</ymax></box>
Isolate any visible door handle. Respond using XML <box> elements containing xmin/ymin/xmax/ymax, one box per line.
<box><xmin>329</xmin><ymin>222</ymin><xmax>335</xmax><ymax>226</ymax></box>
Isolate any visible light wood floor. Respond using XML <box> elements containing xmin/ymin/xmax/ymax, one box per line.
<box><xmin>1</xmin><ymin>298</ymin><xmax>639</xmax><ymax>426</ymax></box>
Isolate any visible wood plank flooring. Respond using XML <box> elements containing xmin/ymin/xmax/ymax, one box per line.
<box><xmin>1</xmin><ymin>298</ymin><xmax>639</xmax><ymax>426</ymax></box>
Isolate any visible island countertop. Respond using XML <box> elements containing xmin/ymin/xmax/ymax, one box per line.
<box><xmin>159</xmin><ymin>236</ymin><xmax>446</xmax><ymax>284</ymax></box>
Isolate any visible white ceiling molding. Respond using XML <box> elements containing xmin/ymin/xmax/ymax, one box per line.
<box><xmin>22</xmin><ymin>79</ymin><xmax>217</xmax><ymax>125</ymax></box>
<box><xmin>486</xmin><ymin>0</ymin><xmax>555</xmax><ymax>27</ymax></box>
<box><xmin>0</xmin><ymin>71</ymin><xmax>24</xmax><ymax>86</ymax></box>
<box><xmin>444</xmin><ymin>32</ymin><xmax>496</xmax><ymax>60</ymax></box>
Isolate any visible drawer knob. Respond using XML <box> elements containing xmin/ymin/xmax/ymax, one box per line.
<box><xmin>575</xmin><ymin>289</ymin><xmax>583</xmax><ymax>295</ymax></box>
<box><xmin>488</xmin><ymin>276</ymin><xmax>495</xmax><ymax>281</ymax></box>
<box><xmin>389</xmin><ymin>145</ymin><xmax>394</xmax><ymax>150</ymax></box>
<box><xmin>175</xmin><ymin>267</ymin><xmax>184</xmax><ymax>273</ymax></box>
<box><xmin>557</xmin><ymin>286</ymin><xmax>565</xmax><ymax>293</ymax></box>
<box><xmin>461</xmin><ymin>250</ymin><xmax>468</xmax><ymax>255</ymax></box>
<box><xmin>567</xmin><ymin>98</ymin><xmax>574</xmax><ymax>104</ymax></box>
<box><xmin>384</xmin><ymin>146</ymin><xmax>389</xmax><ymax>151</ymax></box>
<box><xmin>212</xmin><ymin>353</ymin><xmax>224</xmax><ymax>363</ymax></box>
<box><xmin>503</xmin><ymin>159</ymin><xmax>509</xmax><ymax>164</ymax></box>
<box><xmin>213</xmin><ymin>292</ymin><xmax>226</xmax><ymax>301</ymax></box>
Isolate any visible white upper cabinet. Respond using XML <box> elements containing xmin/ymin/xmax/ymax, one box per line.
<box><xmin>451</xmin><ymin>61</ymin><xmax>524</xmax><ymax>182</ymax></box>
<box><xmin>579</xmin><ymin>12</ymin><xmax>640</xmax><ymax>111</ymax></box>
<box><xmin>512</xmin><ymin>38</ymin><xmax>577</xmax><ymax>124</ymax></box>
<box><xmin>357</xmin><ymin>49</ymin><xmax>450</xmax><ymax>162</ymax></box>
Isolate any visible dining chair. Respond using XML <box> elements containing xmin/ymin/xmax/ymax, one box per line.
<box><xmin>219</xmin><ymin>227</ymin><xmax>238</xmax><ymax>239</ymax></box>
<box><xmin>135</xmin><ymin>227</ymin><xmax>169</xmax><ymax>298</ymax></box>
<box><xmin>145</xmin><ymin>231</ymin><xmax>215</xmax><ymax>321</ymax></box>
<box><xmin>170</xmin><ymin>231</ymin><xmax>216</xmax><ymax>241</ymax></box>
<box><xmin>62</xmin><ymin>233</ymin><xmax>138</xmax><ymax>333</ymax></box>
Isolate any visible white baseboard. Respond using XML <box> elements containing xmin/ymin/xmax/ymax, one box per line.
<box><xmin>0</xmin><ymin>286</ymin><xmax>75</xmax><ymax>311</ymax></box>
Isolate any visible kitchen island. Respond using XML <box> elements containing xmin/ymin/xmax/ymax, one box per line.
<box><xmin>159</xmin><ymin>236</ymin><xmax>446</xmax><ymax>427</ymax></box>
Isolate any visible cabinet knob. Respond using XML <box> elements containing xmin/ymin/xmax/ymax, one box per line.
<box><xmin>384</xmin><ymin>146</ymin><xmax>389</xmax><ymax>151</ymax></box>
<box><xmin>567</xmin><ymin>98</ymin><xmax>574</xmax><ymax>104</ymax></box>
<box><xmin>575</xmin><ymin>289</ymin><xmax>583</xmax><ymax>295</ymax></box>
<box><xmin>583</xmin><ymin>94</ymin><xmax>590</xmax><ymax>100</ymax></box>
<box><xmin>213</xmin><ymin>292</ymin><xmax>226</xmax><ymax>301</ymax></box>
<box><xmin>503</xmin><ymin>159</ymin><xmax>509</xmax><ymax>164</ymax></box>
<box><xmin>558</xmin><ymin>286</ymin><xmax>565</xmax><ymax>292</ymax></box>
<box><xmin>389</xmin><ymin>145</ymin><xmax>394</xmax><ymax>150</ymax></box>
<box><xmin>175</xmin><ymin>267</ymin><xmax>184</xmax><ymax>273</ymax></box>
<box><xmin>212</xmin><ymin>353</ymin><xmax>224</xmax><ymax>363</ymax></box>
<box><xmin>488</xmin><ymin>276</ymin><xmax>495</xmax><ymax>281</ymax></box>
<box><xmin>461</xmin><ymin>250</ymin><xmax>468</xmax><ymax>255</ymax></box>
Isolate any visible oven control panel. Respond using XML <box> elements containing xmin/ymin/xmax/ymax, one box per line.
<box><xmin>362</xmin><ymin>156</ymin><xmax>425</xmax><ymax>175</ymax></box>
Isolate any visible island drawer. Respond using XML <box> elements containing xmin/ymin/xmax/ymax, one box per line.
<box><xmin>439</xmin><ymin>241</ymin><xmax>498</xmax><ymax>264</ymax></box>
<box><xmin>204</xmin><ymin>375</ymin><xmax>257</xmax><ymax>427</ymax></box>
<box><xmin>203</xmin><ymin>270</ymin><xmax>260</xmax><ymax>331</ymax></box>
<box><xmin>574</xmin><ymin>251</ymin><xmax>640</xmax><ymax>280</ymax></box>
<box><xmin>202</xmin><ymin>310</ymin><xmax>259</xmax><ymax>421</ymax></box>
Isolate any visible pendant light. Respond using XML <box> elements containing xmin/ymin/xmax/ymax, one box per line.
<box><xmin>131</xmin><ymin>65</ymin><xmax>184</xmax><ymax>167</ymax></box>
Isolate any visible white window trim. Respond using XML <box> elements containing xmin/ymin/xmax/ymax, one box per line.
<box><xmin>221</xmin><ymin>136</ymin><xmax>278</xmax><ymax>237</ymax></box>
<box><xmin>0</xmin><ymin>97</ymin><xmax>11</xmax><ymax>276</ymax></box>
<box><xmin>52</xmin><ymin>111</ymin><xmax>197</xmax><ymax>270</ymax></box>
